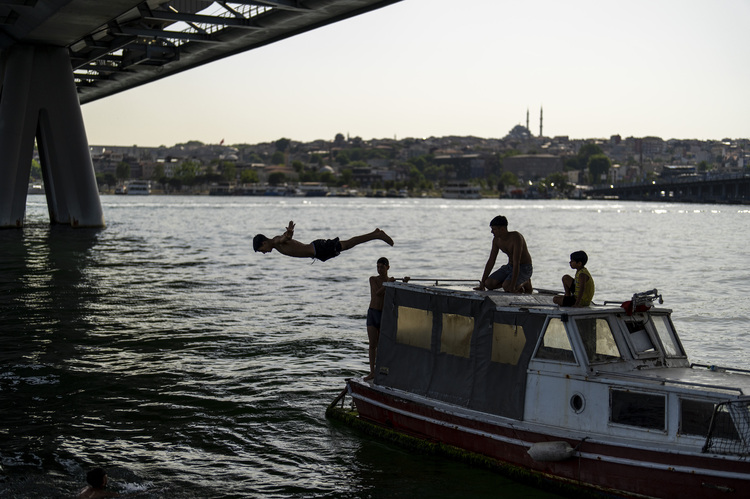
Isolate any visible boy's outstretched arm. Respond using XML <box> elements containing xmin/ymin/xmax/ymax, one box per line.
<box><xmin>281</xmin><ymin>221</ymin><xmax>295</xmax><ymax>242</ymax></box>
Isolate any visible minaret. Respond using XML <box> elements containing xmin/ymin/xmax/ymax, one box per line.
<box><xmin>539</xmin><ymin>107</ymin><xmax>543</xmax><ymax>138</ymax></box>
<box><xmin>526</xmin><ymin>108</ymin><xmax>529</xmax><ymax>132</ymax></box>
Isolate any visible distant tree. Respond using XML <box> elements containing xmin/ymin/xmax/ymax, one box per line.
<box><xmin>697</xmin><ymin>160</ymin><xmax>711</xmax><ymax>172</ymax></box>
<box><xmin>240</xmin><ymin>169</ymin><xmax>259</xmax><ymax>184</ymax></box>
<box><xmin>423</xmin><ymin>164</ymin><xmax>445</xmax><ymax>182</ymax></box>
<box><xmin>270</xmin><ymin>151</ymin><xmax>285</xmax><ymax>165</ymax></box>
<box><xmin>545</xmin><ymin>172</ymin><xmax>570</xmax><ymax>193</ymax></box>
<box><xmin>151</xmin><ymin>163</ymin><xmax>165</xmax><ymax>181</ymax></box>
<box><xmin>574</xmin><ymin>144</ymin><xmax>605</xmax><ymax>171</ymax></box>
<box><xmin>299</xmin><ymin>169</ymin><xmax>319</xmax><ymax>182</ymax></box>
<box><xmin>498</xmin><ymin>171</ymin><xmax>519</xmax><ymax>191</ymax></box>
<box><xmin>339</xmin><ymin>168</ymin><xmax>353</xmax><ymax>186</ymax></box>
<box><xmin>291</xmin><ymin>160</ymin><xmax>305</xmax><ymax>173</ymax></box>
<box><xmin>30</xmin><ymin>159</ymin><xmax>42</xmax><ymax>180</ymax></box>
<box><xmin>275</xmin><ymin>138</ymin><xmax>291</xmax><ymax>152</ymax></box>
<box><xmin>220</xmin><ymin>161</ymin><xmax>236</xmax><ymax>181</ymax></box>
<box><xmin>116</xmin><ymin>161</ymin><xmax>131</xmax><ymax>181</ymax></box>
<box><xmin>408</xmin><ymin>165</ymin><xmax>426</xmax><ymax>187</ymax></box>
<box><xmin>587</xmin><ymin>154</ymin><xmax>612</xmax><ymax>184</ymax></box>
<box><xmin>268</xmin><ymin>171</ymin><xmax>287</xmax><ymax>186</ymax></box>
<box><xmin>246</xmin><ymin>152</ymin><xmax>264</xmax><ymax>163</ymax></box>
<box><xmin>310</xmin><ymin>153</ymin><xmax>324</xmax><ymax>166</ymax></box>
<box><xmin>409</xmin><ymin>156</ymin><xmax>426</xmax><ymax>172</ymax></box>
<box><xmin>335</xmin><ymin>150</ymin><xmax>350</xmax><ymax>166</ymax></box>
<box><xmin>175</xmin><ymin>160</ymin><xmax>200</xmax><ymax>184</ymax></box>
<box><xmin>177</xmin><ymin>140</ymin><xmax>204</xmax><ymax>148</ymax></box>
<box><xmin>319</xmin><ymin>170</ymin><xmax>335</xmax><ymax>184</ymax></box>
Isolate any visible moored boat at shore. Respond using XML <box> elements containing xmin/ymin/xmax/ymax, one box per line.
<box><xmin>126</xmin><ymin>180</ymin><xmax>151</xmax><ymax>195</ymax></box>
<box><xmin>442</xmin><ymin>182</ymin><xmax>481</xmax><ymax>199</ymax></box>
<box><xmin>328</xmin><ymin>283</ymin><xmax>750</xmax><ymax>498</ymax></box>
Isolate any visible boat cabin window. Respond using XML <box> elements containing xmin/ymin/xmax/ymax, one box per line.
<box><xmin>534</xmin><ymin>318</ymin><xmax>576</xmax><ymax>364</ymax></box>
<box><xmin>440</xmin><ymin>313</ymin><xmax>474</xmax><ymax>358</ymax></box>
<box><xmin>624</xmin><ymin>317</ymin><xmax>657</xmax><ymax>356</ymax></box>
<box><xmin>575</xmin><ymin>318</ymin><xmax>622</xmax><ymax>364</ymax></box>
<box><xmin>610</xmin><ymin>389</ymin><xmax>665</xmax><ymax>430</ymax></box>
<box><xmin>652</xmin><ymin>315</ymin><xmax>684</xmax><ymax>358</ymax></box>
<box><xmin>679</xmin><ymin>399</ymin><xmax>740</xmax><ymax>438</ymax></box>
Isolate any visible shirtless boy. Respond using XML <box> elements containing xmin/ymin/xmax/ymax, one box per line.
<box><xmin>475</xmin><ymin>215</ymin><xmax>533</xmax><ymax>293</ymax></box>
<box><xmin>253</xmin><ymin>221</ymin><xmax>393</xmax><ymax>261</ymax></box>
<box><xmin>365</xmin><ymin>257</ymin><xmax>409</xmax><ymax>381</ymax></box>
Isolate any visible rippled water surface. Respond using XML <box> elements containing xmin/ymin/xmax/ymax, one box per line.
<box><xmin>2</xmin><ymin>196</ymin><xmax>749</xmax><ymax>498</ymax></box>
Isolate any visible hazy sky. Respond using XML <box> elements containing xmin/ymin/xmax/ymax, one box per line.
<box><xmin>80</xmin><ymin>0</ymin><xmax>750</xmax><ymax>147</ymax></box>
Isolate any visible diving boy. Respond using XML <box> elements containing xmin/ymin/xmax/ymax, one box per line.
<box><xmin>253</xmin><ymin>221</ymin><xmax>393</xmax><ymax>261</ymax></box>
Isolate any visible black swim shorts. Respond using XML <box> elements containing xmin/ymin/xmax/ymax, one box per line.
<box><xmin>312</xmin><ymin>238</ymin><xmax>342</xmax><ymax>262</ymax></box>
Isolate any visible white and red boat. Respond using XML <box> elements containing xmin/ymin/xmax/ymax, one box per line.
<box><xmin>328</xmin><ymin>283</ymin><xmax>750</xmax><ymax>498</ymax></box>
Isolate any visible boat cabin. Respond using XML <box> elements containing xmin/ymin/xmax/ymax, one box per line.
<box><xmin>373</xmin><ymin>282</ymin><xmax>750</xmax><ymax>456</ymax></box>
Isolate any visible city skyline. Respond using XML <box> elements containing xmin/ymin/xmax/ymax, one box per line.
<box><xmin>80</xmin><ymin>0</ymin><xmax>750</xmax><ymax>147</ymax></box>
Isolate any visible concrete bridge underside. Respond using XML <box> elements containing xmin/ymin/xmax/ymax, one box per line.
<box><xmin>0</xmin><ymin>0</ymin><xmax>400</xmax><ymax>228</ymax></box>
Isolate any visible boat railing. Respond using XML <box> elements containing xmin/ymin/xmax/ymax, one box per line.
<box><xmin>402</xmin><ymin>278</ymin><xmax>478</xmax><ymax>287</ymax></box>
<box><xmin>593</xmin><ymin>370</ymin><xmax>746</xmax><ymax>395</ymax></box>
<box><xmin>602</xmin><ymin>289</ymin><xmax>663</xmax><ymax>307</ymax></box>
<box><xmin>691</xmin><ymin>363</ymin><xmax>750</xmax><ymax>375</ymax></box>
<box><xmin>703</xmin><ymin>397</ymin><xmax>750</xmax><ymax>456</ymax></box>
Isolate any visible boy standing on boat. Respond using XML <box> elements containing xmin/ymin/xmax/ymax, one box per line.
<box><xmin>253</xmin><ymin>221</ymin><xmax>393</xmax><ymax>261</ymax></box>
<box><xmin>365</xmin><ymin>257</ymin><xmax>409</xmax><ymax>381</ymax></box>
<box><xmin>475</xmin><ymin>215</ymin><xmax>533</xmax><ymax>293</ymax></box>
<box><xmin>553</xmin><ymin>251</ymin><xmax>595</xmax><ymax>307</ymax></box>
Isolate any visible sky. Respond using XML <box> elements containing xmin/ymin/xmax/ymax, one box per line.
<box><xmin>80</xmin><ymin>0</ymin><xmax>750</xmax><ymax>147</ymax></box>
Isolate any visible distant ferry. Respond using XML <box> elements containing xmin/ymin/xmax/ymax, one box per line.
<box><xmin>298</xmin><ymin>182</ymin><xmax>330</xmax><ymax>197</ymax></box>
<box><xmin>27</xmin><ymin>183</ymin><xmax>45</xmax><ymax>195</ymax></box>
<box><xmin>442</xmin><ymin>182</ymin><xmax>481</xmax><ymax>199</ymax></box>
<box><xmin>127</xmin><ymin>180</ymin><xmax>151</xmax><ymax>195</ymax></box>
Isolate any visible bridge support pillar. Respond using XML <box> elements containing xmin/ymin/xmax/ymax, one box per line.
<box><xmin>0</xmin><ymin>45</ymin><xmax>104</xmax><ymax>228</ymax></box>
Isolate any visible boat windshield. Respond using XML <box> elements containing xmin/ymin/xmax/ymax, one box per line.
<box><xmin>575</xmin><ymin>317</ymin><xmax>622</xmax><ymax>364</ymax></box>
<box><xmin>534</xmin><ymin>318</ymin><xmax>576</xmax><ymax>364</ymax></box>
<box><xmin>652</xmin><ymin>314</ymin><xmax>684</xmax><ymax>357</ymax></box>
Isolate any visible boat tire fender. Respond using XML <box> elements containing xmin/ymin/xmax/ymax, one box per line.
<box><xmin>527</xmin><ymin>441</ymin><xmax>576</xmax><ymax>462</ymax></box>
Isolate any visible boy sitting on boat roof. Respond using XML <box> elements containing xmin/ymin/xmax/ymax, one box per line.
<box><xmin>253</xmin><ymin>221</ymin><xmax>393</xmax><ymax>262</ymax></box>
<box><xmin>553</xmin><ymin>250</ymin><xmax>595</xmax><ymax>307</ymax></box>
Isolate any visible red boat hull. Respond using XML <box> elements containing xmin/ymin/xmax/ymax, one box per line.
<box><xmin>348</xmin><ymin>380</ymin><xmax>750</xmax><ymax>499</ymax></box>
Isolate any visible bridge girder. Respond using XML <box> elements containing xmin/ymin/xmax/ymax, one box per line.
<box><xmin>0</xmin><ymin>0</ymin><xmax>400</xmax><ymax>228</ymax></box>
<box><xmin>0</xmin><ymin>0</ymin><xmax>401</xmax><ymax>104</ymax></box>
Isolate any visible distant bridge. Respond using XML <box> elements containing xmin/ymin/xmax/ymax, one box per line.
<box><xmin>0</xmin><ymin>0</ymin><xmax>400</xmax><ymax>228</ymax></box>
<box><xmin>587</xmin><ymin>172</ymin><xmax>750</xmax><ymax>204</ymax></box>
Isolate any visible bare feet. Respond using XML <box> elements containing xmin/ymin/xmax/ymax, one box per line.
<box><xmin>375</xmin><ymin>229</ymin><xmax>394</xmax><ymax>246</ymax></box>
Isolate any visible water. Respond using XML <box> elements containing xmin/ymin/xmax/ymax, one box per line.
<box><xmin>2</xmin><ymin>196</ymin><xmax>749</xmax><ymax>498</ymax></box>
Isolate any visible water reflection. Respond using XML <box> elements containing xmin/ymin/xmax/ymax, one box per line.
<box><xmin>2</xmin><ymin>197</ymin><xmax>748</xmax><ymax>498</ymax></box>
<box><xmin>0</xmin><ymin>226</ymin><xmax>108</xmax><ymax>495</ymax></box>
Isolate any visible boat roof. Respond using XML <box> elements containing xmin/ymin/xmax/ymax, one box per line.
<box><xmin>388</xmin><ymin>281</ymin><xmax>672</xmax><ymax>315</ymax></box>
<box><xmin>594</xmin><ymin>366</ymin><xmax>750</xmax><ymax>396</ymax></box>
